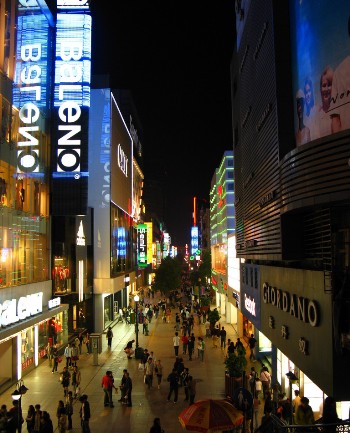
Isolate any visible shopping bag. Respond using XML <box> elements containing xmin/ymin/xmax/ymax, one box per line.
<box><xmin>57</xmin><ymin>356</ymin><xmax>62</xmax><ymax>363</ymax></box>
<box><xmin>138</xmin><ymin>363</ymin><xmax>144</xmax><ymax>371</ymax></box>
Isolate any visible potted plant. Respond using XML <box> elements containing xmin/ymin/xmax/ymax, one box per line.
<box><xmin>199</xmin><ymin>296</ymin><xmax>211</xmax><ymax>312</ymax></box>
<box><xmin>207</xmin><ymin>308</ymin><xmax>221</xmax><ymax>332</ymax></box>
<box><xmin>224</xmin><ymin>344</ymin><xmax>248</xmax><ymax>397</ymax></box>
<box><xmin>225</xmin><ymin>345</ymin><xmax>247</xmax><ymax>378</ymax></box>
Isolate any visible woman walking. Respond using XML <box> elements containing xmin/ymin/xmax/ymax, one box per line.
<box><xmin>155</xmin><ymin>359</ymin><xmax>163</xmax><ymax>389</ymax></box>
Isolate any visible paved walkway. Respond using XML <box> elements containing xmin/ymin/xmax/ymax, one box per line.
<box><xmin>0</xmin><ymin>291</ymin><xmax>261</xmax><ymax>433</ymax></box>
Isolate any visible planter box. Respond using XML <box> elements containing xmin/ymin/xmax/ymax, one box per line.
<box><xmin>225</xmin><ymin>375</ymin><xmax>243</xmax><ymax>399</ymax></box>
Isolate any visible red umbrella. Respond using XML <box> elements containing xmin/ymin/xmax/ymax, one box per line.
<box><xmin>178</xmin><ymin>399</ymin><xmax>244</xmax><ymax>433</ymax></box>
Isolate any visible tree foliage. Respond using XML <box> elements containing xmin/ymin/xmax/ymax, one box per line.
<box><xmin>153</xmin><ymin>256</ymin><xmax>183</xmax><ymax>295</ymax></box>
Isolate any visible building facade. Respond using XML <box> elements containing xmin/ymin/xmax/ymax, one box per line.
<box><xmin>232</xmin><ymin>0</ymin><xmax>350</xmax><ymax>412</ymax></box>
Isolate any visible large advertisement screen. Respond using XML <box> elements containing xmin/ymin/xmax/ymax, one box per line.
<box><xmin>290</xmin><ymin>1</ymin><xmax>350</xmax><ymax>146</ymax></box>
<box><xmin>110</xmin><ymin>94</ymin><xmax>133</xmax><ymax>215</ymax></box>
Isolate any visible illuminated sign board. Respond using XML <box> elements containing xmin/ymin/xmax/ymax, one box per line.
<box><xmin>146</xmin><ymin>222</ymin><xmax>153</xmax><ymax>264</ymax></box>
<box><xmin>0</xmin><ymin>292</ymin><xmax>43</xmax><ymax>327</ymax></box>
<box><xmin>290</xmin><ymin>0</ymin><xmax>350</xmax><ymax>146</ymax></box>
<box><xmin>51</xmin><ymin>10</ymin><xmax>91</xmax><ymax>215</ymax></box>
<box><xmin>191</xmin><ymin>226</ymin><xmax>199</xmax><ymax>255</ymax></box>
<box><xmin>110</xmin><ymin>94</ymin><xmax>133</xmax><ymax>215</ymax></box>
<box><xmin>13</xmin><ymin>7</ymin><xmax>51</xmax><ymax>177</ymax></box>
<box><xmin>137</xmin><ymin>224</ymin><xmax>147</xmax><ymax>268</ymax></box>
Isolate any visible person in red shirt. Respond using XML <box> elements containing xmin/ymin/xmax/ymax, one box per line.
<box><xmin>181</xmin><ymin>334</ymin><xmax>189</xmax><ymax>355</ymax></box>
<box><xmin>101</xmin><ymin>371</ymin><xmax>115</xmax><ymax>408</ymax></box>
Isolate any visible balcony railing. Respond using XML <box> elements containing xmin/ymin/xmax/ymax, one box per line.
<box><xmin>254</xmin><ymin>414</ymin><xmax>350</xmax><ymax>433</ymax></box>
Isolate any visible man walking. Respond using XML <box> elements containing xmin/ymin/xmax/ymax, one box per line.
<box><xmin>145</xmin><ymin>357</ymin><xmax>155</xmax><ymax>389</ymax></box>
<box><xmin>101</xmin><ymin>370</ymin><xmax>114</xmax><ymax>407</ymax></box>
<box><xmin>220</xmin><ymin>326</ymin><xmax>227</xmax><ymax>349</ymax></box>
<box><xmin>173</xmin><ymin>332</ymin><xmax>180</xmax><ymax>357</ymax></box>
<box><xmin>106</xmin><ymin>327</ymin><xmax>113</xmax><ymax>348</ymax></box>
<box><xmin>79</xmin><ymin>395</ymin><xmax>91</xmax><ymax>433</ymax></box>
<box><xmin>167</xmin><ymin>369</ymin><xmax>179</xmax><ymax>403</ymax></box>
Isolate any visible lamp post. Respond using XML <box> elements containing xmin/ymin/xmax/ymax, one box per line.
<box><xmin>11</xmin><ymin>379</ymin><xmax>28</xmax><ymax>433</ymax></box>
<box><xmin>134</xmin><ymin>294</ymin><xmax>139</xmax><ymax>349</ymax></box>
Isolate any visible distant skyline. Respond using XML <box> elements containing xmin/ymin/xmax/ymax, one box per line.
<box><xmin>90</xmin><ymin>2</ymin><xmax>236</xmax><ymax>246</ymax></box>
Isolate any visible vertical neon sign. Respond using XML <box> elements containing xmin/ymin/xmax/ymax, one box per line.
<box><xmin>14</xmin><ymin>5</ymin><xmax>50</xmax><ymax>175</ymax></box>
<box><xmin>52</xmin><ymin>4</ymin><xmax>91</xmax><ymax>215</ymax></box>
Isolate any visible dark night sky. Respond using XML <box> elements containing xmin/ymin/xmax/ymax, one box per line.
<box><xmin>90</xmin><ymin>1</ymin><xmax>236</xmax><ymax>247</ymax></box>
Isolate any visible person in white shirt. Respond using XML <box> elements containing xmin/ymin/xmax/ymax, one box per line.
<box><xmin>173</xmin><ymin>332</ymin><xmax>180</xmax><ymax>357</ymax></box>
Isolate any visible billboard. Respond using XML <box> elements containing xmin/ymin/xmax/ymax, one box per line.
<box><xmin>137</xmin><ymin>224</ymin><xmax>147</xmax><ymax>268</ymax></box>
<box><xmin>290</xmin><ymin>1</ymin><xmax>350</xmax><ymax>147</ymax></box>
<box><xmin>51</xmin><ymin>11</ymin><xmax>91</xmax><ymax>215</ymax></box>
<box><xmin>110</xmin><ymin>94</ymin><xmax>133</xmax><ymax>216</ymax></box>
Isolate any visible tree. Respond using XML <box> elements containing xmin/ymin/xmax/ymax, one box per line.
<box><xmin>153</xmin><ymin>256</ymin><xmax>182</xmax><ymax>296</ymax></box>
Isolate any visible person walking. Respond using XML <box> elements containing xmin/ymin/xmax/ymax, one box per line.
<box><xmin>119</xmin><ymin>369</ymin><xmax>128</xmax><ymax>402</ymax></box>
<box><xmin>84</xmin><ymin>333</ymin><xmax>90</xmax><ymax>354</ymax></box>
<box><xmin>52</xmin><ymin>344</ymin><xmax>59</xmax><ymax>373</ymax></box>
<box><xmin>173</xmin><ymin>331</ymin><xmax>180</xmax><ymax>357</ymax></box>
<box><xmin>188</xmin><ymin>334</ymin><xmax>195</xmax><ymax>361</ymax></box>
<box><xmin>57</xmin><ymin>402</ymin><xmax>67</xmax><ymax>433</ymax></box>
<box><xmin>260</xmin><ymin>366</ymin><xmax>271</xmax><ymax>399</ymax></box>
<box><xmin>123</xmin><ymin>372</ymin><xmax>133</xmax><ymax>407</ymax></box>
<box><xmin>25</xmin><ymin>405</ymin><xmax>35</xmax><ymax>433</ymax></box>
<box><xmin>47</xmin><ymin>342</ymin><xmax>53</xmax><ymax>368</ymax></box>
<box><xmin>182</xmin><ymin>333</ymin><xmax>189</xmax><ymax>355</ymax></box>
<box><xmin>198</xmin><ymin>337</ymin><xmax>205</xmax><ymax>362</ymax></box>
<box><xmin>248</xmin><ymin>333</ymin><xmax>257</xmax><ymax>362</ymax></box>
<box><xmin>149</xmin><ymin>417</ymin><xmax>164</xmax><ymax>433</ymax></box>
<box><xmin>71</xmin><ymin>365</ymin><xmax>81</xmax><ymax>399</ymax></box>
<box><xmin>220</xmin><ymin>326</ymin><xmax>227</xmax><ymax>349</ymax></box>
<box><xmin>60</xmin><ymin>366</ymin><xmax>71</xmax><ymax>397</ymax></box>
<box><xmin>33</xmin><ymin>405</ymin><xmax>42</xmax><ymax>433</ymax></box>
<box><xmin>40</xmin><ymin>412</ymin><xmax>53</xmax><ymax>433</ymax></box>
<box><xmin>7</xmin><ymin>400</ymin><xmax>23</xmax><ymax>433</ymax></box>
<box><xmin>79</xmin><ymin>395</ymin><xmax>91</xmax><ymax>433</ymax></box>
<box><xmin>64</xmin><ymin>343</ymin><xmax>73</xmax><ymax>369</ymax></box>
<box><xmin>145</xmin><ymin>357</ymin><xmax>155</xmax><ymax>389</ymax></box>
<box><xmin>65</xmin><ymin>391</ymin><xmax>74</xmax><ymax>430</ymax></box>
<box><xmin>249</xmin><ymin>367</ymin><xmax>257</xmax><ymax>396</ymax></box>
<box><xmin>77</xmin><ymin>332</ymin><xmax>84</xmax><ymax>354</ymax></box>
<box><xmin>188</xmin><ymin>375</ymin><xmax>198</xmax><ymax>405</ymax></box>
<box><xmin>295</xmin><ymin>397</ymin><xmax>315</xmax><ymax>426</ymax></box>
<box><xmin>155</xmin><ymin>359</ymin><xmax>163</xmax><ymax>389</ymax></box>
<box><xmin>106</xmin><ymin>327</ymin><xmax>113</xmax><ymax>348</ymax></box>
<box><xmin>167</xmin><ymin>369</ymin><xmax>179</xmax><ymax>403</ymax></box>
<box><xmin>71</xmin><ymin>343</ymin><xmax>79</xmax><ymax>368</ymax></box>
<box><xmin>101</xmin><ymin>370</ymin><xmax>114</xmax><ymax>407</ymax></box>
<box><xmin>182</xmin><ymin>368</ymin><xmax>190</xmax><ymax>401</ymax></box>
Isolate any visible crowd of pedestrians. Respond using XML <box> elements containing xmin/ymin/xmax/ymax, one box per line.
<box><xmin>0</xmin><ymin>286</ymin><xmax>344</xmax><ymax>433</ymax></box>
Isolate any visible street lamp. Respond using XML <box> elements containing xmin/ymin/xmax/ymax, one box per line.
<box><xmin>11</xmin><ymin>379</ymin><xmax>28</xmax><ymax>433</ymax></box>
<box><xmin>134</xmin><ymin>294</ymin><xmax>139</xmax><ymax>349</ymax></box>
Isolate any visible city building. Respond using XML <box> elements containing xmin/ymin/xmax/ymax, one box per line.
<box><xmin>231</xmin><ymin>0</ymin><xmax>350</xmax><ymax>415</ymax></box>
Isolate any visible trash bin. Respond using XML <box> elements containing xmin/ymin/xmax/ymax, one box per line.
<box><xmin>135</xmin><ymin>347</ymin><xmax>144</xmax><ymax>360</ymax></box>
<box><xmin>130</xmin><ymin>312</ymin><xmax>135</xmax><ymax>324</ymax></box>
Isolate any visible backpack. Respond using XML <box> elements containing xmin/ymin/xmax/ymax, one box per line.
<box><xmin>107</xmin><ymin>330</ymin><xmax>112</xmax><ymax>338</ymax></box>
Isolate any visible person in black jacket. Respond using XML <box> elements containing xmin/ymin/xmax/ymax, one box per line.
<box><xmin>79</xmin><ymin>395</ymin><xmax>91</xmax><ymax>433</ymax></box>
<box><xmin>149</xmin><ymin>417</ymin><xmax>164</xmax><ymax>433</ymax></box>
<box><xmin>167</xmin><ymin>369</ymin><xmax>179</xmax><ymax>403</ymax></box>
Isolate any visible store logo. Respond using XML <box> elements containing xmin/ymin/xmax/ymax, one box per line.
<box><xmin>244</xmin><ymin>293</ymin><xmax>256</xmax><ymax>316</ymax></box>
<box><xmin>76</xmin><ymin>220</ymin><xmax>86</xmax><ymax>246</ymax></box>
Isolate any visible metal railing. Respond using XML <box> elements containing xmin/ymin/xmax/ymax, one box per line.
<box><xmin>254</xmin><ymin>414</ymin><xmax>350</xmax><ymax>433</ymax></box>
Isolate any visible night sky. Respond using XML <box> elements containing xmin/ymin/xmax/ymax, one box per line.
<box><xmin>90</xmin><ymin>1</ymin><xmax>236</xmax><ymax>247</ymax></box>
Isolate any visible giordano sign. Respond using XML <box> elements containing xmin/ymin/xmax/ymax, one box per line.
<box><xmin>262</xmin><ymin>282</ymin><xmax>319</xmax><ymax>327</ymax></box>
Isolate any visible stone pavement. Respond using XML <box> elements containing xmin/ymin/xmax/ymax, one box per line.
<box><xmin>0</xmin><ymin>292</ymin><xmax>261</xmax><ymax>433</ymax></box>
